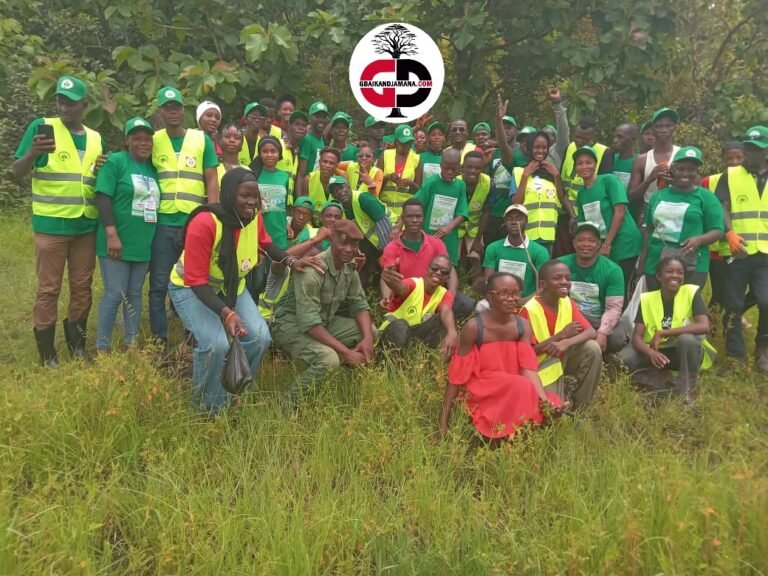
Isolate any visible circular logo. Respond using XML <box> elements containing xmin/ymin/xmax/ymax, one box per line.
<box><xmin>185</xmin><ymin>157</ymin><xmax>197</xmax><ymax>168</ymax></box>
<box><xmin>241</xmin><ymin>258</ymin><xmax>252</xmax><ymax>272</ymax></box>
<box><xmin>685</xmin><ymin>149</ymin><xmax>696</xmax><ymax>157</ymax></box>
<box><xmin>406</xmin><ymin>306</ymin><xmax>417</xmax><ymax>316</ymax></box>
<box><xmin>737</xmin><ymin>194</ymin><xmax>748</xmax><ymax>204</ymax></box>
<box><xmin>58</xmin><ymin>151</ymin><xmax>70</xmax><ymax>162</ymax></box>
<box><xmin>135</xmin><ymin>119</ymin><xmax>146</xmax><ymax>127</ymax></box>
<box><xmin>749</xmin><ymin>131</ymin><xmax>760</xmax><ymax>138</ymax></box>
<box><xmin>472</xmin><ymin>201</ymin><xmax>481</xmax><ymax>209</ymax></box>
<box><xmin>165</xmin><ymin>90</ymin><xmax>176</xmax><ymax>98</ymax></box>
<box><xmin>60</xmin><ymin>78</ymin><xmax>74</xmax><ymax>89</ymax></box>
<box><xmin>349</xmin><ymin>23</ymin><xmax>444</xmax><ymax>124</ymax></box>
<box><xmin>157</xmin><ymin>155</ymin><xmax>167</xmax><ymax>165</ymax></box>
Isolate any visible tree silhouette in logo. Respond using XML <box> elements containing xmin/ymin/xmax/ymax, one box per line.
<box><xmin>372</xmin><ymin>24</ymin><xmax>418</xmax><ymax>118</ymax></box>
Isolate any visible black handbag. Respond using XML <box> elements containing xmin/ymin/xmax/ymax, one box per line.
<box><xmin>221</xmin><ymin>336</ymin><xmax>252</xmax><ymax>394</ymax></box>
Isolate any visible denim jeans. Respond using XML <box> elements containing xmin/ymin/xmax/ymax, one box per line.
<box><xmin>723</xmin><ymin>252</ymin><xmax>768</xmax><ymax>358</ymax></box>
<box><xmin>149</xmin><ymin>224</ymin><xmax>182</xmax><ymax>339</ymax></box>
<box><xmin>169</xmin><ymin>284</ymin><xmax>272</xmax><ymax>413</ymax></box>
<box><xmin>96</xmin><ymin>257</ymin><xmax>149</xmax><ymax>350</ymax></box>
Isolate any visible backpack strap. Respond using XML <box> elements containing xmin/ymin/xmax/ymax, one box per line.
<box><xmin>475</xmin><ymin>314</ymin><xmax>484</xmax><ymax>348</ymax></box>
<box><xmin>515</xmin><ymin>315</ymin><xmax>524</xmax><ymax>341</ymax></box>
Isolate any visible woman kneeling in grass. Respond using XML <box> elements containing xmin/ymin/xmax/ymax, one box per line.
<box><xmin>439</xmin><ymin>272</ymin><xmax>562</xmax><ymax>440</ymax></box>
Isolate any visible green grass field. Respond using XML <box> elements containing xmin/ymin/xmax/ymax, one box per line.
<box><xmin>0</xmin><ymin>209</ymin><xmax>767</xmax><ymax>575</ymax></box>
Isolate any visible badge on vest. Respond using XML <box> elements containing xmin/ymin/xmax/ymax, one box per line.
<box><xmin>241</xmin><ymin>258</ymin><xmax>252</xmax><ymax>272</ymax></box>
<box><xmin>547</xmin><ymin>190</ymin><xmax>556</xmax><ymax>199</ymax></box>
<box><xmin>185</xmin><ymin>156</ymin><xmax>197</xmax><ymax>169</ymax></box>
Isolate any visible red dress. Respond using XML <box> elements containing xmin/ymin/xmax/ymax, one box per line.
<box><xmin>448</xmin><ymin>340</ymin><xmax>562</xmax><ymax>439</ymax></box>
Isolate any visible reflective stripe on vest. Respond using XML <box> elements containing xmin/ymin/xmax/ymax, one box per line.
<box><xmin>153</xmin><ymin>128</ymin><xmax>207</xmax><ymax>215</ymax></box>
<box><xmin>458</xmin><ymin>173</ymin><xmax>491</xmax><ymax>238</ymax></box>
<box><xmin>380</xmin><ymin>149</ymin><xmax>420</xmax><ymax>217</ymax></box>
<box><xmin>523</xmin><ymin>176</ymin><xmax>561</xmax><ymax>242</ymax></box>
<box><xmin>726</xmin><ymin>165</ymin><xmax>768</xmax><ymax>255</ymax></box>
<box><xmin>31</xmin><ymin>118</ymin><xmax>101</xmax><ymax>219</ymax></box>
<box><xmin>350</xmin><ymin>190</ymin><xmax>390</xmax><ymax>248</ymax></box>
<box><xmin>561</xmin><ymin>142</ymin><xmax>608</xmax><ymax>202</ymax></box>
<box><xmin>379</xmin><ymin>277</ymin><xmax>447</xmax><ymax>332</ymax></box>
<box><xmin>170</xmin><ymin>213</ymin><xmax>260</xmax><ymax>295</ymax></box>
<box><xmin>524</xmin><ymin>296</ymin><xmax>573</xmax><ymax>386</ymax></box>
<box><xmin>640</xmin><ymin>285</ymin><xmax>716</xmax><ymax>370</ymax></box>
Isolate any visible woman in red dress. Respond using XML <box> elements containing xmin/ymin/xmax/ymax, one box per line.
<box><xmin>439</xmin><ymin>272</ymin><xmax>562</xmax><ymax>440</ymax></box>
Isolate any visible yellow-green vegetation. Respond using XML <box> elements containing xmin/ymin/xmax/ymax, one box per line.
<box><xmin>1</xmin><ymin>210</ymin><xmax>766</xmax><ymax>575</ymax></box>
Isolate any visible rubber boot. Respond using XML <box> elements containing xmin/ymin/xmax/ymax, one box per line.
<box><xmin>33</xmin><ymin>326</ymin><xmax>59</xmax><ymax>368</ymax></box>
<box><xmin>63</xmin><ymin>318</ymin><xmax>89</xmax><ymax>361</ymax></box>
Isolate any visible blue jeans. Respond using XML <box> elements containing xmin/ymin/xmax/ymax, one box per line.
<box><xmin>96</xmin><ymin>257</ymin><xmax>149</xmax><ymax>350</ymax></box>
<box><xmin>149</xmin><ymin>224</ymin><xmax>182</xmax><ymax>339</ymax></box>
<box><xmin>169</xmin><ymin>284</ymin><xmax>272</xmax><ymax>413</ymax></box>
<box><xmin>723</xmin><ymin>252</ymin><xmax>768</xmax><ymax>358</ymax></box>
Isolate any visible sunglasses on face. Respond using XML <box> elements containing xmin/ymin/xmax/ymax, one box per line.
<box><xmin>450</xmin><ymin>127</ymin><xmax>466</xmax><ymax>133</ymax></box>
<box><xmin>489</xmin><ymin>289</ymin><xmax>519</xmax><ymax>300</ymax></box>
<box><xmin>429</xmin><ymin>264</ymin><xmax>452</xmax><ymax>276</ymax></box>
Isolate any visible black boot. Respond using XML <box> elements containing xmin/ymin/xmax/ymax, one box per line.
<box><xmin>63</xmin><ymin>318</ymin><xmax>89</xmax><ymax>361</ymax></box>
<box><xmin>33</xmin><ymin>326</ymin><xmax>59</xmax><ymax>367</ymax></box>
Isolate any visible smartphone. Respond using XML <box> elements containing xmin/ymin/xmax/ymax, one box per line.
<box><xmin>36</xmin><ymin>123</ymin><xmax>55</xmax><ymax>145</ymax></box>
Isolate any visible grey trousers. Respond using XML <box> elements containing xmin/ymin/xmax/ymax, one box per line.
<box><xmin>380</xmin><ymin>315</ymin><xmax>445</xmax><ymax>350</ymax></box>
<box><xmin>547</xmin><ymin>340</ymin><xmax>603</xmax><ymax>408</ymax></box>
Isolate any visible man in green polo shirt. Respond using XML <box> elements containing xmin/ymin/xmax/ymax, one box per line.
<box><xmin>149</xmin><ymin>86</ymin><xmax>219</xmax><ymax>342</ymax></box>
<box><xmin>479</xmin><ymin>204</ymin><xmax>549</xmax><ymax>307</ymax></box>
<box><xmin>559</xmin><ymin>222</ymin><xmax>627</xmax><ymax>353</ymax></box>
<box><xmin>296</xmin><ymin>101</ymin><xmax>330</xmax><ymax>195</ymax></box>
<box><xmin>329</xmin><ymin>112</ymin><xmax>358</xmax><ymax>161</ymax></box>
<box><xmin>13</xmin><ymin>75</ymin><xmax>108</xmax><ymax>365</ymax></box>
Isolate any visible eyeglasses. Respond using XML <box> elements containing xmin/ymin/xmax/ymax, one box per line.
<box><xmin>450</xmin><ymin>127</ymin><xmax>466</xmax><ymax>133</ymax></box>
<box><xmin>429</xmin><ymin>264</ymin><xmax>452</xmax><ymax>276</ymax></box>
<box><xmin>358</xmin><ymin>153</ymin><xmax>373</xmax><ymax>158</ymax></box>
<box><xmin>489</xmin><ymin>289</ymin><xmax>519</xmax><ymax>300</ymax></box>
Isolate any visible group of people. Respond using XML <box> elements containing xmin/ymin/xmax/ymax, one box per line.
<box><xmin>12</xmin><ymin>75</ymin><xmax>768</xmax><ymax>439</ymax></box>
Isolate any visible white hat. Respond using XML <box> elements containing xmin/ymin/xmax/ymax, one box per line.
<box><xmin>504</xmin><ymin>204</ymin><xmax>528</xmax><ymax>217</ymax></box>
<box><xmin>196</xmin><ymin>101</ymin><xmax>221</xmax><ymax>126</ymax></box>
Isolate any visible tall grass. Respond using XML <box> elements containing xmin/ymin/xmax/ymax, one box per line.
<box><xmin>0</xmin><ymin>210</ymin><xmax>766</xmax><ymax>575</ymax></box>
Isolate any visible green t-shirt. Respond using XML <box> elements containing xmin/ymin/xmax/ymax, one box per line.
<box><xmin>612</xmin><ymin>153</ymin><xmax>635</xmax><ymax>190</ymax></box>
<box><xmin>482</xmin><ymin>237</ymin><xmax>549</xmax><ymax>297</ymax></box>
<box><xmin>299</xmin><ymin>132</ymin><xmax>326</xmax><ymax>175</ymax></box>
<box><xmin>558</xmin><ymin>253</ymin><xmax>624</xmax><ymax>323</ymax></box>
<box><xmin>413</xmin><ymin>175</ymin><xmax>469</xmax><ymax>265</ymax></box>
<box><xmin>339</xmin><ymin>143</ymin><xmax>359</xmax><ymax>162</ymax></box>
<box><xmin>644</xmin><ymin>186</ymin><xmax>724</xmax><ymax>275</ymax></box>
<box><xmin>94</xmin><ymin>151</ymin><xmax>159</xmax><ymax>262</ymax></box>
<box><xmin>401</xmin><ymin>237</ymin><xmax>423</xmax><ymax>253</ymax></box>
<box><xmin>258</xmin><ymin>168</ymin><xmax>291</xmax><ymax>250</ymax></box>
<box><xmin>15</xmin><ymin>118</ymin><xmax>107</xmax><ymax>235</ymax></box>
<box><xmin>576</xmin><ymin>173</ymin><xmax>642</xmax><ymax>261</ymax></box>
<box><xmin>157</xmin><ymin>131</ymin><xmax>219</xmax><ymax>227</ymax></box>
<box><xmin>419</xmin><ymin>149</ymin><xmax>442</xmax><ymax>181</ymax></box>
<box><xmin>343</xmin><ymin>192</ymin><xmax>387</xmax><ymax>223</ymax></box>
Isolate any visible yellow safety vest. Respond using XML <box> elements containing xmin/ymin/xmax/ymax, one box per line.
<box><xmin>276</xmin><ymin>141</ymin><xmax>298</xmax><ymax>194</ymax></box>
<box><xmin>524</xmin><ymin>296</ymin><xmax>573</xmax><ymax>386</ymax></box>
<box><xmin>640</xmin><ymin>284</ymin><xmax>716</xmax><ymax>370</ymax></box>
<box><xmin>380</xmin><ymin>149</ymin><xmax>420</xmax><ymax>217</ymax></box>
<box><xmin>31</xmin><ymin>117</ymin><xmax>101</xmax><ymax>219</ymax></box>
<box><xmin>522</xmin><ymin>174</ymin><xmax>561</xmax><ymax>242</ymax></box>
<box><xmin>561</xmin><ymin>141</ymin><xmax>608</xmax><ymax>202</ymax></box>
<box><xmin>725</xmin><ymin>165</ymin><xmax>768</xmax><ymax>255</ymax></box>
<box><xmin>706</xmin><ymin>173</ymin><xmax>731</xmax><ymax>256</ymax></box>
<box><xmin>346</xmin><ymin>162</ymin><xmax>382</xmax><ymax>193</ymax></box>
<box><xmin>379</xmin><ymin>277</ymin><xmax>447</xmax><ymax>332</ymax></box>
<box><xmin>349</xmin><ymin>190</ymin><xmax>390</xmax><ymax>249</ymax></box>
<box><xmin>306</xmin><ymin>171</ymin><xmax>329</xmax><ymax>213</ymax></box>
<box><xmin>153</xmin><ymin>128</ymin><xmax>207</xmax><ymax>215</ymax></box>
<box><xmin>216</xmin><ymin>162</ymin><xmax>250</xmax><ymax>186</ymax></box>
<box><xmin>238</xmin><ymin>125</ymin><xmax>283</xmax><ymax>166</ymax></box>
<box><xmin>170</xmin><ymin>212</ymin><xmax>259</xmax><ymax>296</ymax></box>
<box><xmin>444</xmin><ymin>142</ymin><xmax>477</xmax><ymax>163</ymax></box>
<box><xmin>458</xmin><ymin>173</ymin><xmax>491</xmax><ymax>238</ymax></box>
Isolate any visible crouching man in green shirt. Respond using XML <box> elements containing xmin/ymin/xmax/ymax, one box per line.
<box><xmin>273</xmin><ymin>220</ymin><xmax>375</xmax><ymax>403</ymax></box>
<box><xmin>558</xmin><ymin>222</ymin><xmax>628</xmax><ymax>353</ymax></box>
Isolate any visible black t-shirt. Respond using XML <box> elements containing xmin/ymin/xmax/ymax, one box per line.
<box><xmin>714</xmin><ymin>168</ymin><xmax>768</xmax><ymax>203</ymax></box>
<box><xmin>635</xmin><ymin>290</ymin><xmax>707</xmax><ymax>328</ymax></box>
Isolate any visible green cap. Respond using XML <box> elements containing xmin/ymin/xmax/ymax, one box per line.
<box><xmin>543</xmin><ymin>124</ymin><xmax>557</xmax><ymax>134</ymax></box>
<box><xmin>157</xmin><ymin>86</ymin><xmax>184</xmax><ymax>107</ymax></box>
<box><xmin>124</xmin><ymin>116</ymin><xmax>154</xmax><ymax>136</ymax></box>
<box><xmin>652</xmin><ymin>107</ymin><xmax>680</xmax><ymax>124</ymax></box>
<box><xmin>243</xmin><ymin>102</ymin><xmax>267</xmax><ymax>117</ymax></box>
<box><xmin>572</xmin><ymin>145</ymin><xmax>598</xmax><ymax>162</ymax></box>
<box><xmin>55</xmin><ymin>76</ymin><xmax>87</xmax><ymax>102</ymax></box>
<box><xmin>672</xmin><ymin>146</ymin><xmax>703</xmax><ymax>164</ymax></box>
<box><xmin>574</xmin><ymin>221</ymin><xmax>601</xmax><ymax>239</ymax></box>
<box><xmin>321</xmin><ymin>199</ymin><xmax>344</xmax><ymax>212</ymax></box>
<box><xmin>382</xmin><ymin>134</ymin><xmax>395</xmax><ymax>145</ymax></box>
<box><xmin>501</xmin><ymin>115</ymin><xmax>517</xmax><ymax>127</ymax></box>
<box><xmin>742</xmin><ymin>125</ymin><xmax>768</xmax><ymax>149</ymax></box>
<box><xmin>331</xmin><ymin>111</ymin><xmax>351</xmax><ymax>126</ymax></box>
<box><xmin>394</xmin><ymin>124</ymin><xmax>415</xmax><ymax>144</ymax></box>
<box><xmin>289</xmin><ymin>110</ymin><xmax>309</xmax><ymax>124</ymax></box>
<box><xmin>365</xmin><ymin>115</ymin><xmax>384</xmax><ymax>128</ymax></box>
<box><xmin>328</xmin><ymin>175</ymin><xmax>348</xmax><ymax>188</ymax></box>
<box><xmin>309</xmin><ymin>101</ymin><xmax>329</xmax><ymax>116</ymax></box>
<box><xmin>519</xmin><ymin>125</ymin><xmax>537</xmax><ymax>136</ymax></box>
<box><xmin>472</xmin><ymin>122</ymin><xmax>491</xmax><ymax>134</ymax></box>
<box><xmin>640</xmin><ymin>120</ymin><xmax>653</xmax><ymax>133</ymax></box>
<box><xmin>427</xmin><ymin>121</ymin><xmax>447</xmax><ymax>134</ymax></box>
<box><xmin>293</xmin><ymin>197</ymin><xmax>314</xmax><ymax>211</ymax></box>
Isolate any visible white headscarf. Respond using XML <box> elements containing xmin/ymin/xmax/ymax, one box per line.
<box><xmin>196</xmin><ymin>101</ymin><xmax>221</xmax><ymax>127</ymax></box>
